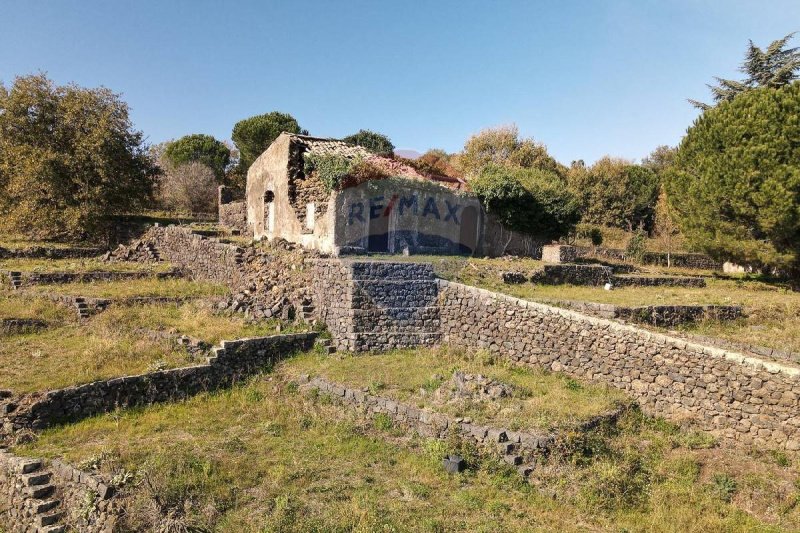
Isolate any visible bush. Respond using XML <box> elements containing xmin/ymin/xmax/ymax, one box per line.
<box><xmin>156</xmin><ymin>162</ymin><xmax>218</xmax><ymax>214</ymax></box>
<box><xmin>471</xmin><ymin>164</ymin><xmax>580</xmax><ymax>239</ymax></box>
<box><xmin>666</xmin><ymin>82</ymin><xmax>800</xmax><ymax>274</ymax></box>
<box><xmin>575</xmin><ymin>223</ymin><xmax>604</xmax><ymax>246</ymax></box>
<box><xmin>163</xmin><ymin>134</ymin><xmax>230</xmax><ymax>182</ymax></box>
<box><xmin>567</xmin><ymin>157</ymin><xmax>660</xmax><ymax>231</ymax></box>
<box><xmin>342</xmin><ymin>129</ymin><xmax>395</xmax><ymax>156</ymax></box>
<box><xmin>625</xmin><ymin>228</ymin><xmax>648</xmax><ymax>263</ymax></box>
<box><xmin>0</xmin><ymin>74</ymin><xmax>158</xmax><ymax>241</ymax></box>
<box><xmin>231</xmin><ymin>111</ymin><xmax>301</xmax><ymax>170</ymax></box>
<box><xmin>303</xmin><ymin>152</ymin><xmax>361</xmax><ymax>191</ymax></box>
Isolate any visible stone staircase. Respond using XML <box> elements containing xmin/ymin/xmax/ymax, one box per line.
<box><xmin>300</xmin><ymin>296</ymin><xmax>315</xmax><ymax>323</ymax></box>
<box><xmin>497</xmin><ymin>437</ymin><xmax>536</xmax><ymax>478</ymax></box>
<box><xmin>72</xmin><ymin>297</ymin><xmax>91</xmax><ymax>319</ymax></box>
<box><xmin>8</xmin><ymin>271</ymin><xmax>23</xmax><ymax>290</ymax></box>
<box><xmin>0</xmin><ymin>452</ymin><xmax>66</xmax><ymax>532</ymax></box>
<box><xmin>315</xmin><ymin>337</ymin><xmax>335</xmax><ymax>355</ymax></box>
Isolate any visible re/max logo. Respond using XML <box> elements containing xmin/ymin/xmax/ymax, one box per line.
<box><xmin>347</xmin><ymin>194</ymin><xmax>462</xmax><ymax>225</ymax></box>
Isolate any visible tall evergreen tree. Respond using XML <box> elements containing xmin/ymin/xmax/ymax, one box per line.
<box><xmin>690</xmin><ymin>33</ymin><xmax>800</xmax><ymax>109</ymax></box>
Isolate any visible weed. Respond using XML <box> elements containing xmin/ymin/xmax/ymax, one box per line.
<box><xmin>711</xmin><ymin>473</ymin><xmax>738</xmax><ymax>502</ymax></box>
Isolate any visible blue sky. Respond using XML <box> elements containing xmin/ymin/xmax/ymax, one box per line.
<box><xmin>1</xmin><ymin>0</ymin><xmax>798</xmax><ymax>164</ymax></box>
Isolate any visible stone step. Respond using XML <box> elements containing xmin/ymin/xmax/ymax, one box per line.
<box><xmin>503</xmin><ymin>454</ymin><xmax>524</xmax><ymax>466</ymax></box>
<box><xmin>25</xmin><ymin>484</ymin><xmax>54</xmax><ymax>499</ymax></box>
<box><xmin>38</xmin><ymin>525</ymin><xmax>66</xmax><ymax>533</ymax></box>
<box><xmin>23</xmin><ymin>471</ymin><xmax>51</xmax><ymax>486</ymax></box>
<box><xmin>35</xmin><ymin>510</ymin><xmax>64</xmax><ymax>527</ymax></box>
<box><xmin>31</xmin><ymin>498</ymin><xmax>60</xmax><ymax>514</ymax></box>
<box><xmin>19</xmin><ymin>459</ymin><xmax>43</xmax><ymax>474</ymax></box>
<box><xmin>498</xmin><ymin>442</ymin><xmax>520</xmax><ymax>454</ymax></box>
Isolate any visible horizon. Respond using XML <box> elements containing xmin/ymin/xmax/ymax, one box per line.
<box><xmin>1</xmin><ymin>0</ymin><xmax>798</xmax><ymax>164</ymax></box>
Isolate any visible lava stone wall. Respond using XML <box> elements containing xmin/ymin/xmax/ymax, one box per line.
<box><xmin>0</xmin><ymin>333</ymin><xmax>316</xmax><ymax>434</ymax></box>
<box><xmin>313</xmin><ymin>260</ymin><xmax>440</xmax><ymax>352</ymax></box>
<box><xmin>438</xmin><ymin>280</ymin><xmax>800</xmax><ymax>450</ymax></box>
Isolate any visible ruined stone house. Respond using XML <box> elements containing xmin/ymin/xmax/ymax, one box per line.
<box><xmin>220</xmin><ymin>132</ymin><xmax>543</xmax><ymax>256</ymax></box>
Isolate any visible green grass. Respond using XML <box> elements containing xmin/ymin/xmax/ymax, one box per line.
<box><xmin>285</xmin><ymin>346</ymin><xmax>628</xmax><ymax>431</ymax></box>
<box><xmin>26</xmin><ymin>278</ymin><xmax>228</xmax><ymax>299</ymax></box>
<box><xmin>0</xmin><ymin>294</ymin><xmax>75</xmax><ymax>323</ymax></box>
<box><xmin>0</xmin><ymin>257</ymin><xmax>173</xmax><ymax>273</ymax></box>
<box><xmin>0</xmin><ymin>301</ymin><xmax>305</xmax><ymax>393</ymax></box>
<box><xmin>17</xmin><ymin>371</ymin><xmax>799</xmax><ymax>532</ymax></box>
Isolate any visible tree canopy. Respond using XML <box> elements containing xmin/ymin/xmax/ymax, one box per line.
<box><xmin>566</xmin><ymin>157</ymin><xmax>659</xmax><ymax>231</ymax></box>
<box><xmin>471</xmin><ymin>164</ymin><xmax>580</xmax><ymax>239</ymax></box>
<box><xmin>342</xmin><ymin>129</ymin><xmax>395</xmax><ymax>156</ymax></box>
<box><xmin>0</xmin><ymin>74</ymin><xmax>158</xmax><ymax>241</ymax></box>
<box><xmin>163</xmin><ymin>134</ymin><xmax>230</xmax><ymax>182</ymax></box>
<box><xmin>456</xmin><ymin>125</ymin><xmax>564</xmax><ymax>178</ymax></box>
<box><xmin>666</xmin><ymin>81</ymin><xmax>800</xmax><ymax>273</ymax></box>
<box><xmin>231</xmin><ymin>112</ymin><xmax>301</xmax><ymax>171</ymax></box>
<box><xmin>690</xmin><ymin>33</ymin><xmax>800</xmax><ymax>109</ymax></box>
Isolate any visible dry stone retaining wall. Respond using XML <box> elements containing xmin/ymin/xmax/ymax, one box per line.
<box><xmin>0</xmin><ymin>333</ymin><xmax>316</xmax><ymax>435</ymax></box>
<box><xmin>312</xmin><ymin>260</ymin><xmax>440</xmax><ymax>352</ymax></box>
<box><xmin>437</xmin><ymin>280</ymin><xmax>800</xmax><ymax>449</ymax></box>
<box><xmin>541</xmin><ymin>300</ymin><xmax>743</xmax><ymax>327</ymax></box>
<box><xmin>1</xmin><ymin>269</ymin><xmax>181</xmax><ymax>289</ymax></box>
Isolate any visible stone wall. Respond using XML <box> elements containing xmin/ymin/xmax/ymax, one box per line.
<box><xmin>611</xmin><ymin>274</ymin><xmax>706</xmax><ymax>288</ymax></box>
<box><xmin>0</xmin><ymin>319</ymin><xmax>48</xmax><ymax>335</ymax></box>
<box><xmin>529</xmin><ymin>264</ymin><xmax>613</xmax><ymax>286</ymax></box>
<box><xmin>0</xmin><ymin>333</ymin><xmax>316</xmax><ymax>435</ymax></box>
<box><xmin>542</xmin><ymin>300</ymin><xmax>743</xmax><ymax>327</ymax></box>
<box><xmin>541</xmin><ymin>244</ymin><xmax>577</xmax><ymax>263</ymax></box>
<box><xmin>0</xmin><ymin>449</ymin><xmax>121</xmax><ymax>532</ymax></box>
<box><xmin>437</xmin><ymin>280</ymin><xmax>800</xmax><ymax>449</ymax></box>
<box><xmin>312</xmin><ymin>260</ymin><xmax>440</xmax><ymax>352</ymax></box>
<box><xmin>576</xmin><ymin>247</ymin><xmax>722</xmax><ymax>270</ymax></box>
<box><xmin>1</xmin><ymin>268</ymin><xmax>181</xmax><ymax>289</ymax></box>
<box><xmin>219</xmin><ymin>201</ymin><xmax>247</xmax><ymax>234</ymax></box>
<box><xmin>0</xmin><ymin>246</ymin><xmax>101</xmax><ymax>260</ymax></box>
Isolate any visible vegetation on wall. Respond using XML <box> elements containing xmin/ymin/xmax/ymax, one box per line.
<box><xmin>304</xmin><ymin>152</ymin><xmax>363</xmax><ymax>191</ymax></box>
<box><xmin>471</xmin><ymin>164</ymin><xmax>580</xmax><ymax>239</ymax></box>
<box><xmin>0</xmin><ymin>74</ymin><xmax>158</xmax><ymax>241</ymax></box>
<box><xmin>163</xmin><ymin>134</ymin><xmax>231</xmax><ymax>182</ymax></box>
<box><xmin>342</xmin><ymin>129</ymin><xmax>395</xmax><ymax>156</ymax></box>
<box><xmin>666</xmin><ymin>81</ymin><xmax>800</xmax><ymax>273</ymax></box>
<box><xmin>232</xmin><ymin>111</ymin><xmax>301</xmax><ymax>171</ymax></box>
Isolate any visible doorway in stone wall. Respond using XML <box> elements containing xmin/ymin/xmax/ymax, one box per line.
<box><xmin>264</xmin><ymin>191</ymin><xmax>275</xmax><ymax>234</ymax></box>
<box><xmin>367</xmin><ymin>212</ymin><xmax>390</xmax><ymax>253</ymax></box>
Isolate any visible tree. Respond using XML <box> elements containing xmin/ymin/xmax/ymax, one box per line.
<box><xmin>156</xmin><ymin>161</ymin><xmax>218</xmax><ymax>214</ymax></box>
<box><xmin>642</xmin><ymin>145</ymin><xmax>677</xmax><ymax>174</ymax></box>
<box><xmin>342</xmin><ymin>129</ymin><xmax>395</xmax><ymax>156</ymax></box>
<box><xmin>471</xmin><ymin>164</ymin><xmax>580</xmax><ymax>239</ymax></box>
<box><xmin>652</xmin><ymin>186</ymin><xmax>681</xmax><ymax>267</ymax></box>
<box><xmin>566</xmin><ymin>157</ymin><xmax>659</xmax><ymax>231</ymax></box>
<box><xmin>666</xmin><ymin>82</ymin><xmax>800</xmax><ymax>274</ymax></box>
<box><xmin>231</xmin><ymin>112</ymin><xmax>301</xmax><ymax>170</ymax></box>
<box><xmin>690</xmin><ymin>33</ymin><xmax>800</xmax><ymax>109</ymax></box>
<box><xmin>0</xmin><ymin>74</ymin><xmax>158</xmax><ymax>241</ymax></box>
<box><xmin>163</xmin><ymin>134</ymin><xmax>230</xmax><ymax>182</ymax></box>
<box><xmin>456</xmin><ymin>125</ymin><xmax>565</xmax><ymax>177</ymax></box>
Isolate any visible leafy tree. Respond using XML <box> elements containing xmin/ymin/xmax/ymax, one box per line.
<box><xmin>567</xmin><ymin>157</ymin><xmax>659</xmax><ymax>231</ymax></box>
<box><xmin>456</xmin><ymin>125</ymin><xmax>565</xmax><ymax>177</ymax></box>
<box><xmin>232</xmin><ymin>112</ymin><xmax>301</xmax><ymax>170</ymax></box>
<box><xmin>666</xmin><ymin>81</ymin><xmax>800</xmax><ymax>274</ymax></box>
<box><xmin>652</xmin><ymin>186</ymin><xmax>681</xmax><ymax>267</ymax></box>
<box><xmin>471</xmin><ymin>164</ymin><xmax>580</xmax><ymax>239</ymax></box>
<box><xmin>690</xmin><ymin>33</ymin><xmax>800</xmax><ymax>109</ymax></box>
<box><xmin>342</xmin><ymin>129</ymin><xmax>395</xmax><ymax>156</ymax></box>
<box><xmin>163</xmin><ymin>134</ymin><xmax>230</xmax><ymax>182</ymax></box>
<box><xmin>642</xmin><ymin>145</ymin><xmax>677</xmax><ymax>174</ymax></box>
<box><xmin>411</xmin><ymin>149</ymin><xmax>462</xmax><ymax>178</ymax></box>
<box><xmin>0</xmin><ymin>74</ymin><xmax>158</xmax><ymax>241</ymax></box>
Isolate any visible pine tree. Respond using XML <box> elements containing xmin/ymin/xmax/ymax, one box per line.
<box><xmin>689</xmin><ymin>33</ymin><xmax>800</xmax><ymax>109</ymax></box>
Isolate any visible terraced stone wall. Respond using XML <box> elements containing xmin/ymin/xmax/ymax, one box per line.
<box><xmin>437</xmin><ymin>280</ymin><xmax>800</xmax><ymax>450</ymax></box>
<box><xmin>312</xmin><ymin>260</ymin><xmax>440</xmax><ymax>351</ymax></box>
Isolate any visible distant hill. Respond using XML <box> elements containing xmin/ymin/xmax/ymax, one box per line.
<box><xmin>394</xmin><ymin>149</ymin><xmax>422</xmax><ymax>160</ymax></box>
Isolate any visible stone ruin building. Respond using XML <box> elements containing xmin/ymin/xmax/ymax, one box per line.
<box><xmin>219</xmin><ymin>132</ymin><xmax>542</xmax><ymax>256</ymax></box>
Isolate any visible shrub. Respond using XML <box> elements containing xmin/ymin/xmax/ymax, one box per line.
<box><xmin>342</xmin><ymin>129</ymin><xmax>395</xmax><ymax>156</ymax></box>
<box><xmin>665</xmin><ymin>82</ymin><xmax>800</xmax><ymax>274</ymax></box>
<box><xmin>625</xmin><ymin>228</ymin><xmax>648</xmax><ymax>263</ymax></box>
<box><xmin>0</xmin><ymin>74</ymin><xmax>158</xmax><ymax>241</ymax></box>
<box><xmin>303</xmin><ymin>152</ymin><xmax>361</xmax><ymax>191</ymax></box>
<box><xmin>231</xmin><ymin>111</ymin><xmax>301</xmax><ymax>170</ymax></box>
<box><xmin>470</xmin><ymin>164</ymin><xmax>580</xmax><ymax>239</ymax></box>
<box><xmin>156</xmin><ymin>161</ymin><xmax>218</xmax><ymax>214</ymax></box>
<box><xmin>575</xmin><ymin>223</ymin><xmax>604</xmax><ymax>246</ymax></box>
<box><xmin>567</xmin><ymin>157</ymin><xmax>660</xmax><ymax>231</ymax></box>
<box><xmin>163</xmin><ymin>134</ymin><xmax>230</xmax><ymax>182</ymax></box>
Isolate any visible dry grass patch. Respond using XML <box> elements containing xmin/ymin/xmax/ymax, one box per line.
<box><xmin>0</xmin><ymin>257</ymin><xmax>173</xmax><ymax>273</ymax></box>
<box><xmin>284</xmin><ymin>346</ymin><xmax>628</xmax><ymax>431</ymax></box>
<box><xmin>26</xmin><ymin>278</ymin><xmax>228</xmax><ymax>299</ymax></box>
<box><xmin>17</xmin><ymin>373</ymin><xmax>797</xmax><ymax>532</ymax></box>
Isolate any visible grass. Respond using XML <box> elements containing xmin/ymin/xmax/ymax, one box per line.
<box><xmin>17</xmin><ymin>369</ymin><xmax>800</xmax><ymax>532</ymax></box>
<box><xmin>284</xmin><ymin>346</ymin><xmax>628</xmax><ymax>431</ymax></box>
<box><xmin>0</xmin><ymin>235</ymin><xmax>100</xmax><ymax>250</ymax></box>
<box><xmin>0</xmin><ymin>294</ymin><xmax>75</xmax><ymax>323</ymax></box>
<box><xmin>0</xmin><ymin>300</ymin><xmax>305</xmax><ymax>393</ymax></box>
<box><xmin>25</xmin><ymin>278</ymin><xmax>228</xmax><ymax>299</ymax></box>
<box><xmin>0</xmin><ymin>257</ymin><xmax>173</xmax><ymax>273</ymax></box>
